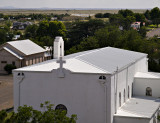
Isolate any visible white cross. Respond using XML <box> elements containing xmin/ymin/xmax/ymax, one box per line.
<box><xmin>56</xmin><ymin>56</ymin><xmax>66</xmax><ymax>70</ymax></box>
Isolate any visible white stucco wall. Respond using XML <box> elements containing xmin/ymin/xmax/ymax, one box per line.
<box><xmin>114</xmin><ymin>116</ymin><xmax>150</xmax><ymax>123</ymax></box>
<box><xmin>111</xmin><ymin>57</ymin><xmax>148</xmax><ymax>123</ymax></box>
<box><xmin>14</xmin><ymin>70</ymin><xmax>111</xmax><ymax>123</ymax></box>
<box><xmin>134</xmin><ymin>78</ymin><xmax>160</xmax><ymax>98</ymax></box>
<box><xmin>114</xmin><ymin>108</ymin><xmax>160</xmax><ymax>123</ymax></box>
<box><xmin>135</xmin><ymin>57</ymin><xmax>148</xmax><ymax>73</ymax></box>
<box><xmin>13</xmin><ymin>56</ymin><xmax>148</xmax><ymax>123</ymax></box>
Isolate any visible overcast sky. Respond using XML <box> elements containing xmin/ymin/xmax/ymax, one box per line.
<box><xmin>0</xmin><ymin>0</ymin><xmax>160</xmax><ymax>9</ymax></box>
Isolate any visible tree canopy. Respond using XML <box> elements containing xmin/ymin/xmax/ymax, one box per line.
<box><xmin>0</xmin><ymin>101</ymin><xmax>77</xmax><ymax>123</ymax></box>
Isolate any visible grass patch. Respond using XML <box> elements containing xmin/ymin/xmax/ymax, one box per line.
<box><xmin>148</xmin><ymin>24</ymin><xmax>160</xmax><ymax>28</ymax></box>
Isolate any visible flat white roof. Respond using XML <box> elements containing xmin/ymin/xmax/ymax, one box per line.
<box><xmin>14</xmin><ymin>47</ymin><xmax>147</xmax><ymax>74</ymax></box>
<box><xmin>135</xmin><ymin>72</ymin><xmax>160</xmax><ymax>79</ymax></box>
<box><xmin>115</xmin><ymin>96</ymin><xmax>160</xmax><ymax>118</ymax></box>
<box><xmin>7</xmin><ymin>39</ymin><xmax>46</xmax><ymax>55</ymax></box>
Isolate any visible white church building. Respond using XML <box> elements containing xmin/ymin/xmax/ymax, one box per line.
<box><xmin>13</xmin><ymin>37</ymin><xmax>160</xmax><ymax>123</ymax></box>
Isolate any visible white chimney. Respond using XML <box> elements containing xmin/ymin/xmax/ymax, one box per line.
<box><xmin>54</xmin><ymin>36</ymin><xmax>64</xmax><ymax>59</ymax></box>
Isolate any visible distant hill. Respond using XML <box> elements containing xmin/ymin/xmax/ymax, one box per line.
<box><xmin>0</xmin><ymin>6</ymin><xmax>152</xmax><ymax>10</ymax></box>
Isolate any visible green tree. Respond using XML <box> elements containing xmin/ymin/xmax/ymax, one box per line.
<box><xmin>37</xmin><ymin>20</ymin><xmax>49</xmax><ymax>37</ymax></box>
<box><xmin>139</xmin><ymin>26</ymin><xmax>147</xmax><ymax>38</ymax></box>
<box><xmin>5</xmin><ymin>21</ymin><xmax>12</xmax><ymax>28</ymax></box>
<box><xmin>3</xmin><ymin>15</ymin><xmax>9</xmax><ymax>20</ymax></box>
<box><xmin>153</xmin><ymin>18</ymin><xmax>160</xmax><ymax>27</ymax></box>
<box><xmin>77</xmin><ymin>36</ymin><xmax>99</xmax><ymax>51</ymax></box>
<box><xmin>103</xmin><ymin>13</ymin><xmax>110</xmax><ymax>18</ymax></box>
<box><xmin>0</xmin><ymin>13</ymin><xmax>4</xmax><ymax>18</ymax></box>
<box><xmin>4</xmin><ymin>64</ymin><xmax>16</xmax><ymax>74</ymax></box>
<box><xmin>66</xmin><ymin>19</ymin><xmax>105</xmax><ymax>50</ymax></box>
<box><xmin>118</xmin><ymin>9</ymin><xmax>134</xmax><ymax>18</ymax></box>
<box><xmin>150</xmin><ymin>7</ymin><xmax>160</xmax><ymax>20</ymax></box>
<box><xmin>0</xmin><ymin>101</ymin><xmax>77</xmax><ymax>123</ymax></box>
<box><xmin>0</xmin><ymin>29</ymin><xmax>6</xmax><ymax>44</ymax></box>
<box><xmin>94</xmin><ymin>26</ymin><xmax>121</xmax><ymax>47</ymax></box>
<box><xmin>25</xmin><ymin>24</ymin><xmax>38</xmax><ymax>38</ymax></box>
<box><xmin>40</xmin><ymin>36</ymin><xmax>53</xmax><ymax>46</ymax></box>
<box><xmin>134</xmin><ymin>13</ymin><xmax>145</xmax><ymax>22</ymax></box>
<box><xmin>122</xmin><ymin>16</ymin><xmax>136</xmax><ymax>30</ymax></box>
<box><xmin>109</xmin><ymin>14</ymin><xmax>123</xmax><ymax>25</ymax></box>
<box><xmin>95</xmin><ymin>13</ymin><xmax>103</xmax><ymax>18</ymax></box>
<box><xmin>48</xmin><ymin>21</ymin><xmax>66</xmax><ymax>38</ymax></box>
<box><xmin>144</xmin><ymin>10</ymin><xmax>151</xmax><ymax>20</ymax></box>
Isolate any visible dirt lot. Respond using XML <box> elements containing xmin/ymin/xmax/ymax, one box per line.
<box><xmin>0</xmin><ymin>75</ymin><xmax>13</xmax><ymax>111</ymax></box>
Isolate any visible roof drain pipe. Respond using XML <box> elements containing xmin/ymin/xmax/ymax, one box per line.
<box><xmin>115</xmin><ymin>67</ymin><xmax>118</xmax><ymax>114</ymax></box>
<box><xmin>99</xmin><ymin>77</ymin><xmax>107</xmax><ymax>123</ymax></box>
<box><xmin>17</xmin><ymin>72</ymin><xmax>25</xmax><ymax>107</ymax></box>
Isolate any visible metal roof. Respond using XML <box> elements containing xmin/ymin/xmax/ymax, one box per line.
<box><xmin>3</xmin><ymin>47</ymin><xmax>23</xmax><ymax>60</ymax></box>
<box><xmin>75</xmin><ymin>47</ymin><xmax>147</xmax><ymax>73</ymax></box>
<box><xmin>7</xmin><ymin>39</ymin><xmax>46</xmax><ymax>55</ymax></box>
<box><xmin>14</xmin><ymin>47</ymin><xmax>147</xmax><ymax>74</ymax></box>
<box><xmin>115</xmin><ymin>96</ymin><xmax>160</xmax><ymax>118</ymax></box>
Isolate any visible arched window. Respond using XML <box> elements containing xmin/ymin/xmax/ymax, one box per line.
<box><xmin>119</xmin><ymin>92</ymin><xmax>121</xmax><ymax>107</ymax></box>
<box><xmin>99</xmin><ymin>76</ymin><xmax>106</xmax><ymax>80</ymax></box>
<box><xmin>128</xmin><ymin>86</ymin><xmax>130</xmax><ymax>99</ymax></box>
<box><xmin>146</xmin><ymin>87</ymin><xmax>152</xmax><ymax>96</ymax></box>
<box><xmin>124</xmin><ymin>89</ymin><xmax>125</xmax><ymax>103</ymax></box>
<box><xmin>55</xmin><ymin>104</ymin><xmax>67</xmax><ymax>114</ymax></box>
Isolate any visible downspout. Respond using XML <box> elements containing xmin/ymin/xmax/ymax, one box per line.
<box><xmin>16</xmin><ymin>72</ymin><xmax>25</xmax><ymax>107</ymax></box>
<box><xmin>115</xmin><ymin>67</ymin><xmax>118</xmax><ymax>113</ymax></box>
<box><xmin>104</xmin><ymin>84</ymin><xmax>107</xmax><ymax>123</ymax></box>
<box><xmin>126</xmin><ymin>67</ymin><xmax>128</xmax><ymax>100</ymax></box>
<box><xmin>100</xmin><ymin>79</ymin><xmax>107</xmax><ymax>123</ymax></box>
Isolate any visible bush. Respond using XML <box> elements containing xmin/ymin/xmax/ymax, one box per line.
<box><xmin>95</xmin><ymin>13</ymin><xmax>104</xmax><ymax>18</ymax></box>
<box><xmin>4</xmin><ymin>64</ymin><xmax>16</xmax><ymax>74</ymax></box>
<box><xmin>0</xmin><ymin>101</ymin><xmax>77</xmax><ymax>123</ymax></box>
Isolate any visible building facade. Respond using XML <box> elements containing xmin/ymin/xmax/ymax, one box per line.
<box><xmin>13</xmin><ymin>37</ymin><xmax>160</xmax><ymax>123</ymax></box>
<box><xmin>0</xmin><ymin>39</ymin><xmax>50</xmax><ymax>74</ymax></box>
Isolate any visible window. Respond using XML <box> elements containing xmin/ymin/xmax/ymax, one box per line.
<box><xmin>55</xmin><ymin>104</ymin><xmax>67</xmax><ymax>114</ymax></box>
<box><xmin>146</xmin><ymin>87</ymin><xmax>152</xmax><ymax>96</ymax></box>
<box><xmin>128</xmin><ymin>86</ymin><xmax>130</xmax><ymax>99</ymax></box>
<box><xmin>99</xmin><ymin>76</ymin><xmax>106</xmax><ymax>80</ymax></box>
<box><xmin>12</xmin><ymin>61</ymin><xmax>15</xmax><ymax>66</ymax></box>
<box><xmin>1</xmin><ymin>61</ymin><xmax>7</xmax><ymax>63</ymax></box>
<box><xmin>124</xmin><ymin>89</ymin><xmax>125</xmax><ymax>102</ymax></box>
<box><xmin>119</xmin><ymin>92</ymin><xmax>121</xmax><ymax>107</ymax></box>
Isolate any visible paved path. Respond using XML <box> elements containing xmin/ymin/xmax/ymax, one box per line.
<box><xmin>0</xmin><ymin>75</ymin><xmax>13</xmax><ymax>110</ymax></box>
<box><xmin>147</xmin><ymin>28</ymin><xmax>160</xmax><ymax>38</ymax></box>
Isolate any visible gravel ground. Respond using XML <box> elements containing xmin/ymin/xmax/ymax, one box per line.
<box><xmin>0</xmin><ymin>75</ymin><xmax>13</xmax><ymax>111</ymax></box>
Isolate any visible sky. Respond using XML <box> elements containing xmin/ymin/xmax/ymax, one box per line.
<box><xmin>0</xmin><ymin>0</ymin><xmax>160</xmax><ymax>9</ymax></box>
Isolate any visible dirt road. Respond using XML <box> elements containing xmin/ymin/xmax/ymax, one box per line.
<box><xmin>0</xmin><ymin>75</ymin><xmax>13</xmax><ymax>110</ymax></box>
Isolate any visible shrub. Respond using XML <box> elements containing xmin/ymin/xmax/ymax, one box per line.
<box><xmin>0</xmin><ymin>101</ymin><xmax>77</xmax><ymax>123</ymax></box>
<box><xmin>4</xmin><ymin>64</ymin><xmax>16</xmax><ymax>74</ymax></box>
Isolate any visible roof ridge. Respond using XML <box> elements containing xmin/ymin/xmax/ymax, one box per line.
<box><xmin>74</xmin><ymin>57</ymin><xmax>110</xmax><ymax>74</ymax></box>
<box><xmin>74</xmin><ymin>47</ymin><xmax>107</xmax><ymax>58</ymax></box>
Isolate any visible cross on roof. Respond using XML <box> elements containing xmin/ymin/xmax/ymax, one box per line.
<box><xmin>57</xmin><ymin>56</ymin><xmax>66</xmax><ymax>70</ymax></box>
